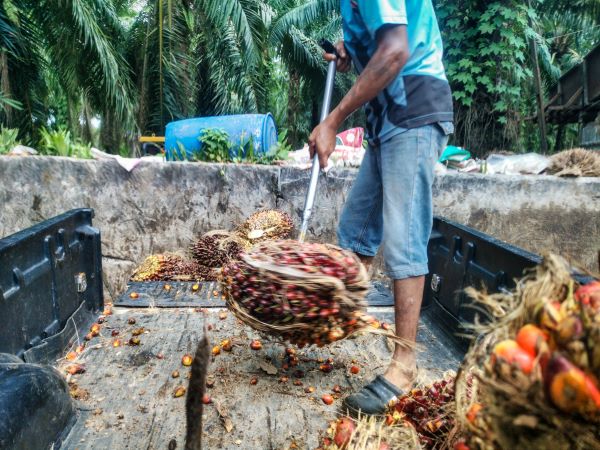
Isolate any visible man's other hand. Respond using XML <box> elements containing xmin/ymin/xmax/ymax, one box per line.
<box><xmin>324</xmin><ymin>40</ymin><xmax>351</xmax><ymax>73</ymax></box>
<box><xmin>308</xmin><ymin>121</ymin><xmax>337</xmax><ymax>168</ymax></box>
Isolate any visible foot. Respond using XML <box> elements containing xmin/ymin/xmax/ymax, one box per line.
<box><xmin>383</xmin><ymin>352</ymin><xmax>417</xmax><ymax>392</ymax></box>
<box><xmin>343</xmin><ymin>375</ymin><xmax>404</xmax><ymax>416</ymax></box>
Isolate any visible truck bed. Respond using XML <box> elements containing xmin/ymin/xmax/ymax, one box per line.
<box><xmin>59</xmin><ymin>305</ymin><xmax>462</xmax><ymax>450</ymax></box>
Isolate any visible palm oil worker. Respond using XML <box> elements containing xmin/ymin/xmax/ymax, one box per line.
<box><xmin>308</xmin><ymin>0</ymin><xmax>454</xmax><ymax>415</ymax></box>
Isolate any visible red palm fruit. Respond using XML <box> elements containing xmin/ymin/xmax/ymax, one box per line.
<box><xmin>321</xmin><ymin>394</ymin><xmax>334</xmax><ymax>405</ymax></box>
<box><xmin>516</xmin><ymin>324</ymin><xmax>549</xmax><ymax>357</ymax></box>
<box><xmin>333</xmin><ymin>417</ymin><xmax>356</xmax><ymax>449</ymax></box>
<box><xmin>575</xmin><ymin>281</ymin><xmax>600</xmax><ymax>310</ymax></box>
<box><xmin>491</xmin><ymin>339</ymin><xmax>535</xmax><ymax>374</ymax></box>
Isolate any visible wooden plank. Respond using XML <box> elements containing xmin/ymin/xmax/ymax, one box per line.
<box><xmin>58</xmin><ymin>306</ymin><xmax>460</xmax><ymax>450</ymax></box>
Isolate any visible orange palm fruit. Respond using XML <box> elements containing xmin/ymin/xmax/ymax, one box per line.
<box><xmin>516</xmin><ymin>324</ymin><xmax>549</xmax><ymax>358</ymax></box>
<box><xmin>544</xmin><ymin>353</ymin><xmax>600</xmax><ymax>419</ymax></box>
<box><xmin>491</xmin><ymin>339</ymin><xmax>535</xmax><ymax>374</ymax></box>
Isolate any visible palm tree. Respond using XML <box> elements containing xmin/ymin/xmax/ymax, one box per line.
<box><xmin>0</xmin><ymin>0</ymin><xmax>136</xmax><ymax>148</ymax></box>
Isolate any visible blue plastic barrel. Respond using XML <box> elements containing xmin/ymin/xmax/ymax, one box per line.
<box><xmin>165</xmin><ymin>114</ymin><xmax>278</xmax><ymax>161</ymax></box>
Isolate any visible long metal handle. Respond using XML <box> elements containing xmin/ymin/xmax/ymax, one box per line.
<box><xmin>298</xmin><ymin>59</ymin><xmax>337</xmax><ymax>243</ymax></box>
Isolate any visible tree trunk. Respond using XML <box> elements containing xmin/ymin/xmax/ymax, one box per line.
<box><xmin>0</xmin><ymin>50</ymin><xmax>14</xmax><ymax>126</ymax></box>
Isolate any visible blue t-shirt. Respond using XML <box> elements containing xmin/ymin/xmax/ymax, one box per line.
<box><xmin>341</xmin><ymin>0</ymin><xmax>453</xmax><ymax>145</ymax></box>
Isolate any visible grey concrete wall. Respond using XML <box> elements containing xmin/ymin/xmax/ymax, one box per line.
<box><xmin>1</xmin><ymin>156</ymin><xmax>598</xmax><ymax>300</ymax></box>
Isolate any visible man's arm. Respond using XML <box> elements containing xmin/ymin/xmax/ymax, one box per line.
<box><xmin>309</xmin><ymin>25</ymin><xmax>409</xmax><ymax>167</ymax></box>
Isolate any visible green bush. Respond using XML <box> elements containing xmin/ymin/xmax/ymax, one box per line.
<box><xmin>38</xmin><ymin>127</ymin><xmax>92</xmax><ymax>159</ymax></box>
<box><xmin>0</xmin><ymin>127</ymin><xmax>20</xmax><ymax>154</ymax></box>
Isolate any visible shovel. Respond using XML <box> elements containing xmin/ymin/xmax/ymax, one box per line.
<box><xmin>298</xmin><ymin>39</ymin><xmax>339</xmax><ymax>243</ymax></box>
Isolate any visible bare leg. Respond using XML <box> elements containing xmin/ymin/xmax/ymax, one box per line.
<box><xmin>383</xmin><ymin>276</ymin><xmax>424</xmax><ymax>390</ymax></box>
<box><xmin>357</xmin><ymin>254</ymin><xmax>422</xmax><ymax>390</ymax></box>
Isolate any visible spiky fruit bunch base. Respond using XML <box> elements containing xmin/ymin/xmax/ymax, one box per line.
<box><xmin>222</xmin><ymin>240</ymin><xmax>369</xmax><ymax>346</ymax></box>
<box><xmin>131</xmin><ymin>254</ymin><xmax>217</xmax><ymax>282</ymax></box>
<box><xmin>236</xmin><ymin>209</ymin><xmax>294</xmax><ymax>245</ymax></box>
<box><xmin>190</xmin><ymin>232</ymin><xmax>243</xmax><ymax>268</ymax></box>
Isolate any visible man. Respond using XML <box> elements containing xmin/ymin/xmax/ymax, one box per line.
<box><xmin>308</xmin><ymin>0</ymin><xmax>453</xmax><ymax>415</ymax></box>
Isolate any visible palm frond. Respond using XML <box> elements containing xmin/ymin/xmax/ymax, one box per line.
<box><xmin>269</xmin><ymin>0</ymin><xmax>339</xmax><ymax>47</ymax></box>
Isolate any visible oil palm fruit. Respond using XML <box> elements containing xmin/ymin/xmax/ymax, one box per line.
<box><xmin>131</xmin><ymin>254</ymin><xmax>214</xmax><ymax>281</ymax></box>
<box><xmin>236</xmin><ymin>210</ymin><xmax>294</xmax><ymax>244</ymax></box>
<box><xmin>544</xmin><ymin>353</ymin><xmax>600</xmax><ymax>421</ymax></box>
<box><xmin>222</xmin><ymin>240</ymin><xmax>368</xmax><ymax>346</ymax></box>
<box><xmin>190</xmin><ymin>232</ymin><xmax>242</xmax><ymax>267</ymax></box>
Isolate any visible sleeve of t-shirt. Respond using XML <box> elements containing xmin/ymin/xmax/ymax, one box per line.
<box><xmin>357</xmin><ymin>0</ymin><xmax>407</xmax><ymax>39</ymax></box>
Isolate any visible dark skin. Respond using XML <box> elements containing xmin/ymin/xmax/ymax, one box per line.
<box><xmin>308</xmin><ymin>25</ymin><xmax>409</xmax><ymax>168</ymax></box>
<box><xmin>310</xmin><ymin>26</ymin><xmax>422</xmax><ymax>390</ymax></box>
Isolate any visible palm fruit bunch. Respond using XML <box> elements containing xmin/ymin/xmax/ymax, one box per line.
<box><xmin>236</xmin><ymin>209</ymin><xmax>294</xmax><ymax>246</ymax></box>
<box><xmin>190</xmin><ymin>232</ymin><xmax>243</xmax><ymax>268</ymax></box>
<box><xmin>456</xmin><ymin>255</ymin><xmax>600</xmax><ymax>450</ymax></box>
<box><xmin>487</xmin><ymin>280</ymin><xmax>600</xmax><ymax>422</ymax></box>
<box><xmin>131</xmin><ymin>253</ymin><xmax>217</xmax><ymax>282</ymax></box>
<box><xmin>385</xmin><ymin>377</ymin><xmax>457</xmax><ymax>449</ymax></box>
<box><xmin>221</xmin><ymin>240</ymin><xmax>369</xmax><ymax>347</ymax></box>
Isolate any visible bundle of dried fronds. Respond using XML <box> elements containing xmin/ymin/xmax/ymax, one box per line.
<box><xmin>454</xmin><ymin>254</ymin><xmax>600</xmax><ymax>450</ymax></box>
<box><xmin>547</xmin><ymin>148</ymin><xmax>600</xmax><ymax>178</ymax></box>
<box><xmin>321</xmin><ymin>415</ymin><xmax>421</xmax><ymax>450</ymax></box>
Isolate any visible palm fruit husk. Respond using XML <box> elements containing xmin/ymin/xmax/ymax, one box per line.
<box><xmin>131</xmin><ymin>253</ymin><xmax>217</xmax><ymax>282</ymax></box>
<box><xmin>454</xmin><ymin>254</ymin><xmax>600</xmax><ymax>450</ymax></box>
<box><xmin>221</xmin><ymin>240</ymin><xmax>369</xmax><ymax>347</ymax></box>
<box><xmin>547</xmin><ymin>148</ymin><xmax>600</xmax><ymax>177</ymax></box>
<box><xmin>236</xmin><ymin>209</ymin><xmax>294</xmax><ymax>246</ymax></box>
<box><xmin>190</xmin><ymin>231</ymin><xmax>243</xmax><ymax>268</ymax></box>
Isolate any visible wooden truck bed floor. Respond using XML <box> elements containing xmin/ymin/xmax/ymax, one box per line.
<box><xmin>59</xmin><ymin>305</ymin><xmax>463</xmax><ymax>450</ymax></box>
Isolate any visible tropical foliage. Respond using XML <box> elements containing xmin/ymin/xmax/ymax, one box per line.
<box><xmin>0</xmin><ymin>0</ymin><xmax>598</xmax><ymax>157</ymax></box>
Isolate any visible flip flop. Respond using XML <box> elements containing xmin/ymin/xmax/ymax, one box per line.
<box><xmin>343</xmin><ymin>375</ymin><xmax>404</xmax><ymax>416</ymax></box>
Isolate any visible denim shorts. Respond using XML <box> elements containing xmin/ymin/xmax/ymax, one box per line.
<box><xmin>337</xmin><ymin>123</ymin><xmax>452</xmax><ymax>280</ymax></box>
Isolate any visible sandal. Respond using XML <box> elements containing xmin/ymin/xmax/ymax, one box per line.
<box><xmin>343</xmin><ymin>375</ymin><xmax>404</xmax><ymax>416</ymax></box>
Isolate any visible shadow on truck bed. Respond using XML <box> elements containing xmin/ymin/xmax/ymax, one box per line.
<box><xmin>0</xmin><ymin>210</ymin><xmax>540</xmax><ymax>449</ymax></box>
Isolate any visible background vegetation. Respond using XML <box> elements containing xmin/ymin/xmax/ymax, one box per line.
<box><xmin>0</xmin><ymin>0</ymin><xmax>598</xmax><ymax>158</ymax></box>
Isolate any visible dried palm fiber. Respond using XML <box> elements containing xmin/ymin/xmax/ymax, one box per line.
<box><xmin>547</xmin><ymin>148</ymin><xmax>600</xmax><ymax>177</ymax></box>
<box><xmin>131</xmin><ymin>253</ymin><xmax>218</xmax><ymax>282</ymax></box>
<box><xmin>235</xmin><ymin>209</ymin><xmax>294</xmax><ymax>246</ymax></box>
<box><xmin>190</xmin><ymin>231</ymin><xmax>243</xmax><ymax>267</ymax></box>
<box><xmin>322</xmin><ymin>415</ymin><xmax>421</xmax><ymax>450</ymax></box>
<box><xmin>221</xmin><ymin>240</ymin><xmax>370</xmax><ymax>346</ymax></box>
<box><xmin>454</xmin><ymin>254</ymin><xmax>600</xmax><ymax>450</ymax></box>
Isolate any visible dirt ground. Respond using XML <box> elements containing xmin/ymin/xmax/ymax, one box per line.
<box><xmin>57</xmin><ymin>305</ymin><xmax>461</xmax><ymax>450</ymax></box>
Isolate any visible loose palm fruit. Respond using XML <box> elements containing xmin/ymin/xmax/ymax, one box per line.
<box><xmin>322</xmin><ymin>394</ymin><xmax>334</xmax><ymax>405</ymax></box>
<box><xmin>182</xmin><ymin>354</ymin><xmax>193</xmax><ymax>366</ymax></box>
<box><xmin>173</xmin><ymin>386</ymin><xmax>186</xmax><ymax>398</ymax></box>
